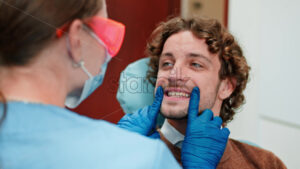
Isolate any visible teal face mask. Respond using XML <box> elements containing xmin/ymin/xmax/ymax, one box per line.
<box><xmin>65</xmin><ymin>57</ymin><xmax>110</xmax><ymax>109</ymax></box>
<box><xmin>65</xmin><ymin>53</ymin><xmax>110</xmax><ymax>109</ymax></box>
<box><xmin>64</xmin><ymin>34</ymin><xmax>111</xmax><ymax>109</ymax></box>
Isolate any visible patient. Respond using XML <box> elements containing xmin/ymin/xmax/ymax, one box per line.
<box><xmin>143</xmin><ymin>16</ymin><xmax>286</xmax><ymax>169</ymax></box>
<box><xmin>117</xmin><ymin>16</ymin><xmax>286</xmax><ymax>168</ymax></box>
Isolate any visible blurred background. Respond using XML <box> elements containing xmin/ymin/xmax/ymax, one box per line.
<box><xmin>71</xmin><ymin>0</ymin><xmax>300</xmax><ymax>168</ymax></box>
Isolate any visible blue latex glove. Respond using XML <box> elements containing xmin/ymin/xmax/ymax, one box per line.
<box><xmin>181</xmin><ymin>87</ymin><xmax>230</xmax><ymax>169</ymax></box>
<box><xmin>117</xmin><ymin>86</ymin><xmax>163</xmax><ymax>138</ymax></box>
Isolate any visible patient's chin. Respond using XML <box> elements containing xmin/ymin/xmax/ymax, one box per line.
<box><xmin>160</xmin><ymin>105</ymin><xmax>188</xmax><ymax>120</ymax></box>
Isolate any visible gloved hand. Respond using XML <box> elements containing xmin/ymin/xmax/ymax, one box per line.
<box><xmin>117</xmin><ymin>86</ymin><xmax>163</xmax><ymax>138</ymax></box>
<box><xmin>181</xmin><ymin>87</ymin><xmax>230</xmax><ymax>169</ymax></box>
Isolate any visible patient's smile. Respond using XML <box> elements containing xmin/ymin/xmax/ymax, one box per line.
<box><xmin>165</xmin><ymin>88</ymin><xmax>190</xmax><ymax>99</ymax></box>
<box><xmin>164</xmin><ymin>88</ymin><xmax>190</xmax><ymax>101</ymax></box>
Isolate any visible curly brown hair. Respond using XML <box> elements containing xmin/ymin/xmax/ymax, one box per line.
<box><xmin>146</xmin><ymin>17</ymin><xmax>250</xmax><ymax>123</ymax></box>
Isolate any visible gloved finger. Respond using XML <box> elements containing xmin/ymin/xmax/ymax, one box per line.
<box><xmin>187</xmin><ymin>87</ymin><xmax>200</xmax><ymax>121</ymax></box>
<box><xmin>198</xmin><ymin>109</ymin><xmax>214</xmax><ymax>122</ymax></box>
<box><xmin>221</xmin><ymin>127</ymin><xmax>230</xmax><ymax>138</ymax></box>
<box><xmin>211</xmin><ymin>116</ymin><xmax>223</xmax><ymax>128</ymax></box>
<box><xmin>154</xmin><ymin>86</ymin><xmax>164</xmax><ymax>103</ymax></box>
<box><xmin>149</xmin><ymin>86</ymin><xmax>164</xmax><ymax>119</ymax></box>
<box><xmin>149</xmin><ymin>131</ymin><xmax>161</xmax><ymax>139</ymax></box>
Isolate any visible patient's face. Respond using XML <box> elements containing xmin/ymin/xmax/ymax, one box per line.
<box><xmin>155</xmin><ymin>31</ymin><xmax>222</xmax><ymax>119</ymax></box>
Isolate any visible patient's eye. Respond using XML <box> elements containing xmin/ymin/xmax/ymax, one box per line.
<box><xmin>162</xmin><ymin>62</ymin><xmax>173</xmax><ymax>67</ymax></box>
<box><xmin>191</xmin><ymin>62</ymin><xmax>203</xmax><ymax>68</ymax></box>
<box><xmin>160</xmin><ymin>61</ymin><xmax>174</xmax><ymax>69</ymax></box>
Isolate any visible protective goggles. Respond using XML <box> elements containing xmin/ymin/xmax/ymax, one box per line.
<box><xmin>56</xmin><ymin>17</ymin><xmax>125</xmax><ymax>57</ymax></box>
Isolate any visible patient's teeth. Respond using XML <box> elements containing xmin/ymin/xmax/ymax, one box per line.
<box><xmin>167</xmin><ymin>91</ymin><xmax>190</xmax><ymax>98</ymax></box>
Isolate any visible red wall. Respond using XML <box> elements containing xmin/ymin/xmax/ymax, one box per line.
<box><xmin>71</xmin><ymin>0</ymin><xmax>181</xmax><ymax>123</ymax></box>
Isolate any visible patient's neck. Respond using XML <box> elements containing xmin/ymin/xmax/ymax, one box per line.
<box><xmin>167</xmin><ymin>119</ymin><xmax>188</xmax><ymax>135</ymax></box>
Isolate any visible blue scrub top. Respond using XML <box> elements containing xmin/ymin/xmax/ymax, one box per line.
<box><xmin>0</xmin><ymin>102</ymin><xmax>181</xmax><ymax>169</ymax></box>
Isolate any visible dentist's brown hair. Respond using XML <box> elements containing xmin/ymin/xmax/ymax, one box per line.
<box><xmin>0</xmin><ymin>0</ymin><xmax>103</xmax><ymax>125</ymax></box>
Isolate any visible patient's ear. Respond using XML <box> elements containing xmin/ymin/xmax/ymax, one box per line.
<box><xmin>218</xmin><ymin>77</ymin><xmax>236</xmax><ymax>100</ymax></box>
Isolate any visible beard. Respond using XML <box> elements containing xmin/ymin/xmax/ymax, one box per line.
<box><xmin>159</xmin><ymin>100</ymin><xmax>189</xmax><ymax>120</ymax></box>
<box><xmin>160</xmin><ymin>108</ymin><xmax>188</xmax><ymax>120</ymax></box>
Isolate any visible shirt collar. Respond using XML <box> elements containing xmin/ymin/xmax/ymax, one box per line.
<box><xmin>160</xmin><ymin>120</ymin><xmax>185</xmax><ymax>146</ymax></box>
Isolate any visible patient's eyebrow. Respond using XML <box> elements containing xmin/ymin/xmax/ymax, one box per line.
<box><xmin>188</xmin><ymin>53</ymin><xmax>212</xmax><ymax>64</ymax></box>
<box><xmin>161</xmin><ymin>52</ymin><xmax>174</xmax><ymax>58</ymax></box>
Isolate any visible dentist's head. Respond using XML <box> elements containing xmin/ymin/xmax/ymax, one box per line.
<box><xmin>0</xmin><ymin>0</ymin><xmax>125</xmax><ymax>117</ymax></box>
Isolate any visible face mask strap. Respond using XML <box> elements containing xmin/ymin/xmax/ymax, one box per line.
<box><xmin>78</xmin><ymin>61</ymin><xmax>93</xmax><ymax>79</ymax></box>
<box><xmin>66</xmin><ymin>35</ymin><xmax>93</xmax><ymax>79</ymax></box>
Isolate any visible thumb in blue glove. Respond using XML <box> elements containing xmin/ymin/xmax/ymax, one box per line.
<box><xmin>117</xmin><ymin>86</ymin><xmax>163</xmax><ymax>138</ymax></box>
<box><xmin>181</xmin><ymin>87</ymin><xmax>230</xmax><ymax>169</ymax></box>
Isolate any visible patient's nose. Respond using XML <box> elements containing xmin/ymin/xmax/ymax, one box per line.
<box><xmin>168</xmin><ymin>67</ymin><xmax>189</xmax><ymax>87</ymax></box>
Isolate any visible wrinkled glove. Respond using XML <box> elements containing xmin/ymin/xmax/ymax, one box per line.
<box><xmin>182</xmin><ymin>87</ymin><xmax>230</xmax><ymax>169</ymax></box>
<box><xmin>117</xmin><ymin>86</ymin><xmax>163</xmax><ymax>138</ymax></box>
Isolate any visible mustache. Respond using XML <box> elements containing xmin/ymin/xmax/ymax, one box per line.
<box><xmin>158</xmin><ymin>84</ymin><xmax>192</xmax><ymax>94</ymax></box>
<box><xmin>156</xmin><ymin>80</ymin><xmax>192</xmax><ymax>92</ymax></box>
